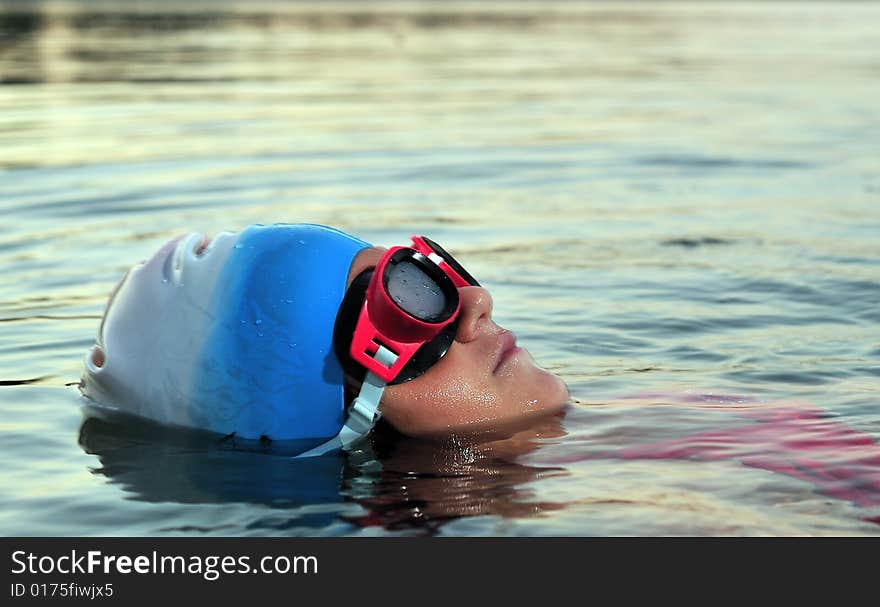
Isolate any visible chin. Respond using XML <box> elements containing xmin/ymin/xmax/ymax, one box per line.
<box><xmin>522</xmin><ymin>354</ymin><xmax>570</xmax><ymax>412</ymax></box>
<box><xmin>548</xmin><ymin>371</ymin><xmax>571</xmax><ymax>408</ymax></box>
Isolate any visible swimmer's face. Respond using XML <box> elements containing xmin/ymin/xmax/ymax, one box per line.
<box><xmin>347</xmin><ymin>248</ymin><xmax>569</xmax><ymax>439</ymax></box>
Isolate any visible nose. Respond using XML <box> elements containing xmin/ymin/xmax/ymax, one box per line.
<box><xmin>455</xmin><ymin>286</ymin><xmax>494</xmax><ymax>343</ymax></box>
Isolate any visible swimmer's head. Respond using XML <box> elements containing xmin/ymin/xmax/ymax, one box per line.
<box><xmin>81</xmin><ymin>224</ymin><xmax>569</xmax><ymax>451</ymax></box>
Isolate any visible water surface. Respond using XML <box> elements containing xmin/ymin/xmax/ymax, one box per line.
<box><xmin>1</xmin><ymin>1</ymin><xmax>878</xmax><ymax>536</ymax></box>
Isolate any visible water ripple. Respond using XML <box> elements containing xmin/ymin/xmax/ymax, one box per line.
<box><xmin>1</xmin><ymin>1</ymin><xmax>879</xmax><ymax>536</ymax></box>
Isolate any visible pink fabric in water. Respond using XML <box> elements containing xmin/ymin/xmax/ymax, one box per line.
<box><xmin>613</xmin><ymin>405</ymin><xmax>880</xmax><ymax>509</ymax></box>
<box><xmin>545</xmin><ymin>397</ymin><xmax>880</xmax><ymax>522</ymax></box>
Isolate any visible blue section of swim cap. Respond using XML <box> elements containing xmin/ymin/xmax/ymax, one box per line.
<box><xmin>193</xmin><ymin>224</ymin><xmax>370</xmax><ymax>441</ymax></box>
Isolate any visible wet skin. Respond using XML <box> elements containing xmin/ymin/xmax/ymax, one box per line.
<box><xmin>347</xmin><ymin>247</ymin><xmax>570</xmax><ymax>440</ymax></box>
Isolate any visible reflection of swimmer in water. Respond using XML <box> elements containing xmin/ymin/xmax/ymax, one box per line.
<box><xmin>77</xmin><ymin>413</ymin><xmax>569</xmax><ymax>532</ymax></box>
<box><xmin>80</xmin><ymin>223</ymin><xmax>570</xmax><ymax>456</ymax></box>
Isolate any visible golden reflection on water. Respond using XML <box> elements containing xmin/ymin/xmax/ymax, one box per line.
<box><xmin>3</xmin><ymin>1</ymin><xmax>878</xmax><ymax>169</ymax></box>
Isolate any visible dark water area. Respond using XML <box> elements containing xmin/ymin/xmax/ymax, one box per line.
<box><xmin>0</xmin><ymin>1</ymin><xmax>878</xmax><ymax>535</ymax></box>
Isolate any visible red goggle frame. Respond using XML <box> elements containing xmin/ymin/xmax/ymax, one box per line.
<box><xmin>349</xmin><ymin>236</ymin><xmax>478</xmax><ymax>383</ymax></box>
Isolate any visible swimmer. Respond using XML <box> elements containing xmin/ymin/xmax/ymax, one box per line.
<box><xmin>80</xmin><ymin>224</ymin><xmax>570</xmax><ymax>456</ymax></box>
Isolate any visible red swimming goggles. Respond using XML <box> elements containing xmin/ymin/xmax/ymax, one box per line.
<box><xmin>300</xmin><ymin>236</ymin><xmax>479</xmax><ymax>457</ymax></box>
<box><xmin>345</xmin><ymin>235</ymin><xmax>480</xmax><ymax>384</ymax></box>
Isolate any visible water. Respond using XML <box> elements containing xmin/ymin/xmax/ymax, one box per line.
<box><xmin>1</xmin><ymin>1</ymin><xmax>878</xmax><ymax>536</ymax></box>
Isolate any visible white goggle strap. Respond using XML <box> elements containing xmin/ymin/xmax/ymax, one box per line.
<box><xmin>297</xmin><ymin>345</ymin><xmax>398</xmax><ymax>458</ymax></box>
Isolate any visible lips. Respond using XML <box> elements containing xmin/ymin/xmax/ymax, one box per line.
<box><xmin>493</xmin><ymin>330</ymin><xmax>518</xmax><ymax>374</ymax></box>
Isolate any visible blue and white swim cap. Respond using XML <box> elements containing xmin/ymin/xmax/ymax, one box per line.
<box><xmin>81</xmin><ymin>223</ymin><xmax>371</xmax><ymax>447</ymax></box>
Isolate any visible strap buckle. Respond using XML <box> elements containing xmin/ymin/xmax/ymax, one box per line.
<box><xmin>349</xmin><ymin>397</ymin><xmax>382</xmax><ymax>435</ymax></box>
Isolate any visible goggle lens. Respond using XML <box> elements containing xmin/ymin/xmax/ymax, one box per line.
<box><xmin>386</xmin><ymin>259</ymin><xmax>449</xmax><ymax>322</ymax></box>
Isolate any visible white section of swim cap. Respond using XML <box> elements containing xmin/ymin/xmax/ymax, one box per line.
<box><xmin>82</xmin><ymin>231</ymin><xmax>239</xmax><ymax>429</ymax></box>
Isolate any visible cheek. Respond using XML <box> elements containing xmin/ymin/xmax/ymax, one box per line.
<box><xmin>380</xmin><ymin>353</ymin><xmax>501</xmax><ymax>437</ymax></box>
<box><xmin>382</xmin><ymin>343</ymin><xmax>504</xmax><ymax>437</ymax></box>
